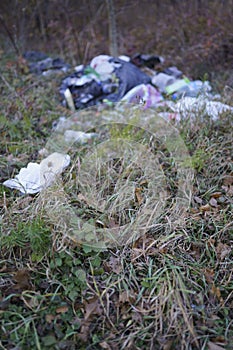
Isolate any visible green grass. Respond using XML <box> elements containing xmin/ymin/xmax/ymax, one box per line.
<box><xmin>0</xmin><ymin>52</ymin><xmax>233</xmax><ymax>350</ymax></box>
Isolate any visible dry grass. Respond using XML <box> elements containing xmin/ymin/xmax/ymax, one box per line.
<box><xmin>1</xmin><ymin>93</ymin><xmax>232</xmax><ymax>349</ymax></box>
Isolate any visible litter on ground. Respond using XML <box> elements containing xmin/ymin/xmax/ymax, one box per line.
<box><xmin>3</xmin><ymin>51</ymin><xmax>233</xmax><ymax>193</ymax></box>
<box><xmin>3</xmin><ymin>153</ymin><xmax>70</xmax><ymax>194</ymax></box>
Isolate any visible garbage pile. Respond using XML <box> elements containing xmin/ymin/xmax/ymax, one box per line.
<box><xmin>23</xmin><ymin>51</ymin><xmax>70</xmax><ymax>75</ymax></box>
<box><xmin>59</xmin><ymin>53</ymin><xmax>215</xmax><ymax>111</ymax></box>
<box><xmin>3</xmin><ymin>52</ymin><xmax>233</xmax><ymax>194</ymax></box>
<box><xmin>59</xmin><ymin>55</ymin><xmax>152</xmax><ymax>110</ymax></box>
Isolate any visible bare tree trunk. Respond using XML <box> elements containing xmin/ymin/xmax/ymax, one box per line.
<box><xmin>106</xmin><ymin>0</ymin><xmax>118</xmax><ymax>57</ymax></box>
<box><xmin>36</xmin><ymin>0</ymin><xmax>47</xmax><ymax>42</ymax></box>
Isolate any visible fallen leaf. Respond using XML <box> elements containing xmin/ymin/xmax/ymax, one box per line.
<box><xmin>99</xmin><ymin>341</ymin><xmax>111</xmax><ymax>349</ymax></box>
<box><xmin>119</xmin><ymin>290</ymin><xmax>136</xmax><ymax>304</ymax></box>
<box><xmin>84</xmin><ymin>296</ymin><xmax>102</xmax><ymax>320</ymax></box>
<box><xmin>77</xmin><ymin>296</ymin><xmax>103</xmax><ymax>343</ymax></box>
<box><xmin>200</xmin><ymin>204</ymin><xmax>211</xmax><ymax>212</ymax></box>
<box><xmin>210</xmin><ymin>192</ymin><xmax>222</xmax><ymax>198</ymax></box>
<box><xmin>56</xmin><ymin>305</ymin><xmax>69</xmax><ymax>314</ymax></box>
<box><xmin>207</xmin><ymin>341</ymin><xmax>226</xmax><ymax>350</ymax></box>
<box><xmin>211</xmin><ymin>285</ymin><xmax>221</xmax><ymax>300</ymax></box>
<box><xmin>139</xmin><ymin>180</ymin><xmax>148</xmax><ymax>187</ymax></box>
<box><xmin>223</xmin><ymin>174</ymin><xmax>233</xmax><ymax>186</ymax></box>
<box><xmin>135</xmin><ymin>187</ymin><xmax>143</xmax><ymax>205</ymax></box>
<box><xmin>107</xmin><ymin>256</ymin><xmax>123</xmax><ymax>274</ymax></box>
<box><xmin>216</xmin><ymin>242</ymin><xmax>231</xmax><ymax>260</ymax></box>
<box><xmin>46</xmin><ymin>314</ymin><xmax>56</xmax><ymax>323</ymax></box>
<box><xmin>204</xmin><ymin>268</ymin><xmax>214</xmax><ymax>284</ymax></box>
<box><xmin>211</xmin><ymin>336</ymin><xmax>227</xmax><ymax>344</ymax></box>
<box><xmin>13</xmin><ymin>269</ymin><xmax>31</xmax><ymax>290</ymax></box>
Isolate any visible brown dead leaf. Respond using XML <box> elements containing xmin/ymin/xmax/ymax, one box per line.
<box><xmin>204</xmin><ymin>268</ymin><xmax>214</xmax><ymax>284</ymax></box>
<box><xmin>200</xmin><ymin>204</ymin><xmax>211</xmax><ymax>212</ymax></box>
<box><xmin>135</xmin><ymin>187</ymin><xmax>143</xmax><ymax>205</ymax></box>
<box><xmin>211</xmin><ymin>285</ymin><xmax>222</xmax><ymax>300</ymax></box>
<box><xmin>78</xmin><ymin>297</ymin><xmax>102</xmax><ymax>343</ymax></box>
<box><xmin>108</xmin><ymin>256</ymin><xmax>123</xmax><ymax>274</ymax></box>
<box><xmin>131</xmin><ymin>234</ymin><xmax>158</xmax><ymax>261</ymax></box>
<box><xmin>190</xmin><ymin>208</ymin><xmax>200</xmax><ymax>214</ymax></box>
<box><xmin>46</xmin><ymin>314</ymin><xmax>56</xmax><ymax>323</ymax></box>
<box><xmin>158</xmin><ymin>247</ymin><xmax>168</xmax><ymax>254</ymax></box>
<box><xmin>84</xmin><ymin>296</ymin><xmax>102</xmax><ymax>320</ymax></box>
<box><xmin>13</xmin><ymin>269</ymin><xmax>31</xmax><ymax>290</ymax></box>
<box><xmin>208</xmin><ymin>341</ymin><xmax>226</xmax><ymax>350</ymax></box>
<box><xmin>56</xmin><ymin>305</ymin><xmax>69</xmax><ymax>314</ymax></box>
<box><xmin>99</xmin><ymin>341</ymin><xmax>111</xmax><ymax>349</ymax></box>
<box><xmin>119</xmin><ymin>290</ymin><xmax>136</xmax><ymax>304</ymax></box>
<box><xmin>223</xmin><ymin>174</ymin><xmax>233</xmax><ymax>186</ymax></box>
<box><xmin>78</xmin><ymin>322</ymin><xmax>90</xmax><ymax>343</ymax></box>
<box><xmin>211</xmin><ymin>192</ymin><xmax>222</xmax><ymax>198</ymax></box>
<box><xmin>212</xmin><ymin>336</ymin><xmax>227</xmax><ymax>343</ymax></box>
<box><xmin>139</xmin><ymin>180</ymin><xmax>148</xmax><ymax>187</ymax></box>
<box><xmin>216</xmin><ymin>242</ymin><xmax>231</xmax><ymax>261</ymax></box>
<box><xmin>207</xmin><ymin>238</ymin><xmax>215</xmax><ymax>247</ymax></box>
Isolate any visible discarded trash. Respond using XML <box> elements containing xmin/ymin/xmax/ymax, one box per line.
<box><xmin>64</xmin><ymin>88</ymin><xmax>76</xmax><ymax>111</ymax></box>
<box><xmin>23</xmin><ymin>51</ymin><xmax>48</xmax><ymax>62</ymax></box>
<box><xmin>118</xmin><ymin>55</ymin><xmax>130</xmax><ymax>62</ymax></box>
<box><xmin>3</xmin><ymin>152</ymin><xmax>70</xmax><ymax>194</ymax></box>
<box><xmin>121</xmin><ymin>83</ymin><xmax>163</xmax><ymax>108</ymax></box>
<box><xmin>184</xmin><ymin>80</ymin><xmax>212</xmax><ymax>97</ymax></box>
<box><xmin>163</xmin><ymin>66</ymin><xmax>183</xmax><ymax>78</ymax></box>
<box><xmin>132</xmin><ymin>53</ymin><xmax>164</xmax><ymax>68</ymax></box>
<box><xmin>90</xmin><ymin>55</ymin><xmax>116</xmax><ymax>80</ymax></box>
<box><xmin>23</xmin><ymin>51</ymin><xmax>70</xmax><ymax>75</ymax></box>
<box><xmin>152</xmin><ymin>69</ymin><xmax>212</xmax><ymax>99</ymax></box>
<box><xmin>22</xmin><ymin>51</ymin><xmax>232</xmax><ymax>122</ymax></box>
<box><xmin>168</xmin><ymin>80</ymin><xmax>212</xmax><ymax>99</ymax></box>
<box><xmin>165</xmin><ymin>77</ymin><xmax>191</xmax><ymax>95</ymax></box>
<box><xmin>152</xmin><ymin>73</ymin><xmax>176</xmax><ymax>93</ymax></box>
<box><xmin>60</xmin><ymin>55</ymin><xmax>151</xmax><ymax>110</ymax></box>
<box><xmin>167</xmin><ymin>96</ymin><xmax>233</xmax><ymax>121</ymax></box>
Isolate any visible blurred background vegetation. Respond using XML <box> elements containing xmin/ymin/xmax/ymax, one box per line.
<box><xmin>0</xmin><ymin>0</ymin><xmax>233</xmax><ymax>87</ymax></box>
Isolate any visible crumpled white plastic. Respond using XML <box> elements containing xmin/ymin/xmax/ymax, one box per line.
<box><xmin>90</xmin><ymin>55</ymin><xmax>122</xmax><ymax>81</ymax></box>
<box><xmin>3</xmin><ymin>152</ymin><xmax>70</xmax><ymax>194</ymax></box>
<box><xmin>167</xmin><ymin>96</ymin><xmax>233</xmax><ymax>121</ymax></box>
